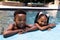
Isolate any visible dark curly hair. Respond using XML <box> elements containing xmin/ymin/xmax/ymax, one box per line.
<box><xmin>14</xmin><ymin>10</ymin><xmax>26</xmax><ymax>17</ymax></box>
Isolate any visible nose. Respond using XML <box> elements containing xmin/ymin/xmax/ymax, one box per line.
<box><xmin>20</xmin><ymin>21</ymin><xmax>25</xmax><ymax>24</ymax></box>
<box><xmin>42</xmin><ymin>22</ymin><xmax>45</xmax><ymax>24</ymax></box>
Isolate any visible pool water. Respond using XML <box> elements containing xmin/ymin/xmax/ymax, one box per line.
<box><xmin>0</xmin><ymin>23</ymin><xmax>60</xmax><ymax>40</ymax></box>
<box><xmin>0</xmin><ymin>10</ymin><xmax>60</xmax><ymax>40</ymax></box>
<box><xmin>0</xmin><ymin>10</ymin><xmax>60</xmax><ymax>33</ymax></box>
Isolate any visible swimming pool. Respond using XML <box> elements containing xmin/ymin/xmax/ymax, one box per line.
<box><xmin>0</xmin><ymin>9</ymin><xmax>60</xmax><ymax>40</ymax></box>
<box><xmin>0</xmin><ymin>23</ymin><xmax>60</xmax><ymax>40</ymax></box>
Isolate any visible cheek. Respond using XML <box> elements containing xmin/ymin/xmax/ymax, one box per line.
<box><xmin>38</xmin><ymin>20</ymin><xmax>41</xmax><ymax>23</ymax></box>
<box><xmin>24</xmin><ymin>21</ymin><xmax>26</xmax><ymax>23</ymax></box>
<box><xmin>38</xmin><ymin>21</ymin><xmax>43</xmax><ymax>25</ymax></box>
<box><xmin>14</xmin><ymin>20</ymin><xmax>20</xmax><ymax>24</ymax></box>
<box><xmin>45</xmin><ymin>23</ymin><xmax>47</xmax><ymax>25</ymax></box>
<box><xmin>38</xmin><ymin>21</ymin><xmax>42</xmax><ymax>24</ymax></box>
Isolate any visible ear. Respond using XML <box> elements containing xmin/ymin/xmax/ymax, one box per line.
<box><xmin>14</xmin><ymin>18</ymin><xmax>15</xmax><ymax>21</ymax></box>
<box><xmin>46</xmin><ymin>14</ymin><xmax>49</xmax><ymax>17</ymax></box>
<box><xmin>39</xmin><ymin>12</ymin><xmax>43</xmax><ymax>15</ymax></box>
<box><xmin>14</xmin><ymin>19</ymin><xmax>15</xmax><ymax>21</ymax></box>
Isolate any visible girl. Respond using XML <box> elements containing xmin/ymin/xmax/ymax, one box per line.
<box><xmin>34</xmin><ymin>12</ymin><xmax>55</xmax><ymax>31</ymax></box>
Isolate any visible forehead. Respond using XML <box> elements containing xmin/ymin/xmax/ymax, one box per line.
<box><xmin>16</xmin><ymin>14</ymin><xmax>26</xmax><ymax>17</ymax></box>
<box><xmin>39</xmin><ymin>16</ymin><xmax>47</xmax><ymax>20</ymax></box>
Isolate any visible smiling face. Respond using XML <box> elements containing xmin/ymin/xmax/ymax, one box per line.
<box><xmin>14</xmin><ymin>14</ymin><xmax>26</xmax><ymax>29</ymax></box>
<box><xmin>37</xmin><ymin>16</ymin><xmax>48</xmax><ymax>26</ymax></box>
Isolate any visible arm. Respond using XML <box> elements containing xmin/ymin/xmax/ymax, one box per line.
<box><xmin>25</xmin><ymin>24</ymin><xmax>38</xmax><ymax>32</ymax></box>
<box><xmin>3</xmin><ymin>24</ymin><xmax>19</xmax><ymax>36</ymax></box>
<box><xmin>35</xmin><ymin>23</ymin><xmax>49</xmax><ymax>30</ymax></box>
<box><xmin>48</xmin><ymin>23</ymin><xmax>56</xmax><ymax>30</ymax></box>
<box><xmin>35</xmin><ymin>23</ymin><xmax>55</xmax><ymax>31</ymax></box>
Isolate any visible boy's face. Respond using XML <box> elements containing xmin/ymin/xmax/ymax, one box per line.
<box><xmin>37</xmin><ymin>16</ymin><xmax>48</xmax><ymax>26</ymax></box>
<box><xmin>14</xmin><ymin>13</ymin><xmax>26</xmax><ymax>28</ymax></box>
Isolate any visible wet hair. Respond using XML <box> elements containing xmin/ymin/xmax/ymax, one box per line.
<box><xmin>34</xmin><ymin>13</ymin><xmax>49</xmax><ymax>24</ymax></box>
<box><xmin>14</xmin><ymin>10</ymin><xmax>26</xmax><ymax>17</ymax></box>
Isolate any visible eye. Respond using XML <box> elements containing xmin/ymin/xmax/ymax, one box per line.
<box><xmin>17</xmin><ymin>18</ymin><xmax>21</xmax><ymax>21</ymax></box>
<box><xmin>41</xmin><ymin>21</ymin><xmax>44</xmax><ymax>22</ymax></box>
<box><xmin>19</xmin><ymin>19</ymin><xmax>22</xmax><ymax>21</ymax></box>
<box><xmin>18</xmin><ymin>18</ymin><xmax>26</xmax><ymax>21</ymax></box>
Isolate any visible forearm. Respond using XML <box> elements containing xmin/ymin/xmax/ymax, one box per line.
<box><xmin>37</xmin><ymin>26</ymin><xmax>49</xmax><ymax>30</ymax></box>
<box><xmin>26</xmin><ymin>26</ymin><xmax>38</xmax><ymax>32</ymax></box>
<box><xmin>35</xmin><ymin>23</ymin><xmax>49</xmax><ymax>30</ymax></box>
<box><xmin>3</xmin><ymin>30</ymin><xmax>19</xmax><ymax>36</ymax></box>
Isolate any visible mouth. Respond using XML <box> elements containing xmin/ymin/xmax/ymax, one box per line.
<box><xmin>17</xmin><ymin>24</ymin><xmax>26</xmax><ymax>29</ymax></box>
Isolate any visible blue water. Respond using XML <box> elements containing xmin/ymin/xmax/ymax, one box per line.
<box><xmin>0</xmin><ymin>10</ymin><xmax>60</xmax><ymax>40</ymax></box>
<box><xmin>0</xmin><ymin>23</ymin><xmax>60</xmax><ymax>40</ymax></box>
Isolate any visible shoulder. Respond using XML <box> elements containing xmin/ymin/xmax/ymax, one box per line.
<box><xmin>7</xmin><ymin>23</ymin><xmax>15</xmax><ymax>29</ymax></box>
<box><xmin>8</xmin><ymin>24</ymin><xmax>14</xmax><ymax>27</ymax></box>
<box><xmin>34</xmin><ymin>23</ymin><xmax>38</xmax><ymax>26</ymax></box>
<box><xmin>26</xmin><ymin>24</ymin><xmax>33</xmax><ymax>27</ymax></box>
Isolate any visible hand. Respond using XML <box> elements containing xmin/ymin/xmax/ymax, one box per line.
<box><xmin>24</xmin><ymin>28</ymin><xmax>31</xmax><ymax>32</ymax></box>
<box><xmin>18</xmin><ymin>29</ymin><xmax>25</xmax><ymax>34</ymax></box>
<box><xmin>48</xmin><ymin>28</ymin><xmax>51</xmax><ymax>30</ymax></box>
<box><xmin>48</xmin><ymin>24</ymin><xmax>56</xmax><ymax>28</ymax></box>
<box><xmin>25</xmin><ymin>29</ymin><xmax>29</xmax><ymax>32</ymax></box>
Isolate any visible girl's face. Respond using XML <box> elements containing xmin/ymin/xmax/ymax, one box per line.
<box><xmin>37</xmin><ymin>16</ymin><xmax>48</xmax><ymax>26</ymax></box>
<box><xmin>14</xmin><ymin>14</ymin><xmax>26</xmax><ymax>28</ymax></box>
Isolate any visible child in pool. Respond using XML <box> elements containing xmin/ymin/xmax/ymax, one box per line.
<box><xmin>34</xmin><ymin>12</ymin><xmax>56</xmax><ymax>31</ymax></box>
<box><xmin>3</xmin><ymin>10</ymin><xmax>36</xmax><ymax>36</ymax></box>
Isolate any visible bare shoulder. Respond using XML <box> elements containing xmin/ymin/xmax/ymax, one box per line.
<box><xmin>34</xmin><ymin>23</ymin><xmax>38</xmax><ymax>26</ymax></box>
<box><xmin>7</xmin><ymin>24</ymin><xmax>14</xmax><ymax>30</ymax></box>
<box><xmin>26</xmin><ymin>24</ymin><xmax>32</xmax><ymax>27</ymax></box>
<box><xmin>28</xmin><ymin>24</ymin><xmax>33</xmax><ymax>26</ymax></box>
<box><xmin>8</xmin><ymin>24</ymin><xmax>14</xmax><ymax>27</ymax></box>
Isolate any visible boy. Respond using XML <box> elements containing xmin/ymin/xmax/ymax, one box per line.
<box><xmin>3</xmin><ymin>10</ymin><xmax>37</xmax><ymax>37</ymax></box>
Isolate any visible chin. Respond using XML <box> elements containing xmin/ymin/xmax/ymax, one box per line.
<box><xmin>19</xmin><ymin>25</ymin><xmax>26</xmax><ymax>29</ymax></box>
